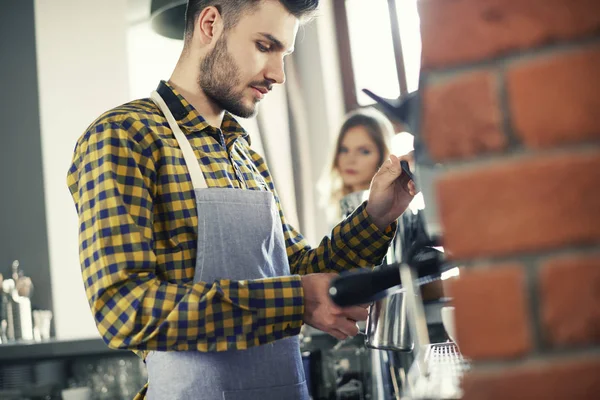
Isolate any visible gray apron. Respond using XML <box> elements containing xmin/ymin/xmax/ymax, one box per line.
<box><xmin>145</xmin><ymin>91</ymin><xmax>308</xmax><ymax>400</ymax></box>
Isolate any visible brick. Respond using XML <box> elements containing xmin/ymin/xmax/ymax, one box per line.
<box><xmin>462</xmin><ymin>356</ymin><xmax>600</xmax><ymax>400</ymax></box>
<box><xmin>419</xmin><ymin>0</ymin><xmax>600</xmax><ymax>69</ymax></box>
<box><xmin>437</xmin><ymin>151</ymin><xmax>600</xmax><ymax>259</ymax></box>
<box><xmin>508</xmin><ymin>45</ymin><xmax>600</xmax><ymax>148</ymax></box>
<box><xmin>421</xmin><ymin>71</ymin><xmax>506</xmax><ymax>161</ymax></box>
<box><xmin>540</xmin><ymin>254</ymin><xmax>600</xmax><ymax>347</ymax></box>
<box><xmin>448</xmin><ymin>265</ymin><xmax>531</xmax><ymax>360</ymax></box>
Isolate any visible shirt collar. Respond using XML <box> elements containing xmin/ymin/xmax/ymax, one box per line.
<box><xmin>156</xmin><ymin>80</ymin><xmax>251</xmax><ymax>144</ymax></box>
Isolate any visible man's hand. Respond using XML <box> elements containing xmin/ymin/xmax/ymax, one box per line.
<box><xmin>366</xmin><ymin>152</ymin><xmax>417</xmax><ymax>230</ymax></box>
<box><xmin>301</xmin><ymin>273</ymin><xmax>368</xmax><ymax>340</ymax></box>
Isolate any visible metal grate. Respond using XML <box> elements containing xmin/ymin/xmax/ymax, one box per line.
<box><xmin>408</xmin><ymin>342</ymin><xmax>470</xmax><ymax>399</ymax></box>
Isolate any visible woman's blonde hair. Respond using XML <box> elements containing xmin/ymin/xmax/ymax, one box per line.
<box><xmin>318</xmin><ymin>107</ymin><xmax>395</xmax><ymax>222</ymax></box>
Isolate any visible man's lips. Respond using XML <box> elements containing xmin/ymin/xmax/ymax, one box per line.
<box><xmin>251</xmin><ymin>86</ymin><xmax>269</xmax><ymax>95</ymax></box>
<box><xmin>251</xmin><ymin>85</ymin><xmax>271</xmax><ymax>99</ymax></box>
<box><xmin>251</xmin><ymin>87</ymin><xmax>263</xmax><ymax>99</ymax></box>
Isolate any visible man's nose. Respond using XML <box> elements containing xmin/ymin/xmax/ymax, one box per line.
<box><xmin>265</xmin><ymin>57</ymin><xmax>285</xmax><ymax>85</ymax></box>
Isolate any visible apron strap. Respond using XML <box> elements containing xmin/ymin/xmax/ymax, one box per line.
<box><xmin>150</xmin><ymin>90</ymin><xmax>208</xmax><ymax>190</ymax></box>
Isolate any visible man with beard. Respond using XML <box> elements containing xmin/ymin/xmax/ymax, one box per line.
<box><xmin>67</xmin><ymin>1</ymin><xmax>416</xmax><ymax>399</ymax></box>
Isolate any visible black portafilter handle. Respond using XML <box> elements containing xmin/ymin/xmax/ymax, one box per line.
<box><xmin>328</xmin><ymin>265</ymin><xmax>402</xmax><ymax>307</ymax></box>
<box><xmin>329</xmin><ymin>246</ymin><xmax>445</xmax><ymax>307</ymax></box>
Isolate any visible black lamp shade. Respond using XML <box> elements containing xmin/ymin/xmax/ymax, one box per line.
<box><xmin>150</xmin><ymin>0</ymin><xmax>187</xmax><ymax>40</ymax></box>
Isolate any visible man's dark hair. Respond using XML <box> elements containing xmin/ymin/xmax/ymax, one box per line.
<box><xmin>184</xmin><ymin>0</ymin><xmax>319</xmax><ymax>41</ymax></box>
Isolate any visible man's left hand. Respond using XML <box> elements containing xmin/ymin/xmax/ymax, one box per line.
<box><xmin>366</xmin><ymin>152</ymin><xmax>417</xmax><ymax>231</ymax></box>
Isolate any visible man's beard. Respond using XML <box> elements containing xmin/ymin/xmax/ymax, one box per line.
<box><xmin>198</xmin><ymin>35</ymin><xmax>257</xmax><ymax>119</ymax></box>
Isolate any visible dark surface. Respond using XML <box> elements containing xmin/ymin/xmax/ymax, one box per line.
<box><xmin>0</xmin><ymin>337</ymin><xmax>125</xmax><ymax>363</ymax></box>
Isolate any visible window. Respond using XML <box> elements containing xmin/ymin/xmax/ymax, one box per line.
<box><xmin>333</xmin><ymin>0</ymin><xmax>422</xmax><ymax>110</ymax></box>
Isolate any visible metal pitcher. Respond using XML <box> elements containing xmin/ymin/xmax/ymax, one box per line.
<box><xmin>365</xmin><ymin>282</ymin><xmax>413</xmax><ymax>351</ymax></box>
<box><xmin>364</xmin><ymin>216</ymin><xmax>413</xmax><ymax>351</ymax></box>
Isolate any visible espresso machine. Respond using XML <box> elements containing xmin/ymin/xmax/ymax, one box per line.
<box><xmin>329</xmin><ymin>90</ymin><xmax>469</xmax><ymax>400</ymax></box>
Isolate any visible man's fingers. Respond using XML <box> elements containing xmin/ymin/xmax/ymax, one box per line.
<box><xmin>408</xmin><ymin>180</ymin><xmax>417</xmax><ymax>196</ymax></box>
<box><xmin>330</xmin><ymin>329</ymin><xmax>348</xmax><ymax>341</ymax></box>
<box><xmin>340</xmin><ymin>305</ymin><xmax>369</xmax><ymax>322</ymax></box>
<box><xmin>374</xmin><ymin>155</ymin><xmax>402</xmax><ymax>189</ymax></box>
<box><xmin>336</xmin><ymin>318</ymin><xmax>360</xmax><ymax>337</ymax></box>
<box><xmin>330</xmin><ymin>305</ymin><xmax>343</xmax><ymax>316</ymax></box>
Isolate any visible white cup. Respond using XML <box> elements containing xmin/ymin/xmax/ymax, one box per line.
<box><xmin>33</xmin><ymin>310</ymin><xmax>53</xmax><ymax>341</ymax></box>
<box><xmin>441</xmin><ymin>306</ymin><xmax>457</xmax><ymax>344</ymax></box>
<box><xmin>61</xmin><ymin>387</ymin><xmax>92</xmax><ymax>400</ymax></box>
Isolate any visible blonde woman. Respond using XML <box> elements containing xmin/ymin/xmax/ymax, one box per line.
<box><xmin>319</xmin><ymin>107</ymin><xmax>395</xmax><ymax>225</ymax></box>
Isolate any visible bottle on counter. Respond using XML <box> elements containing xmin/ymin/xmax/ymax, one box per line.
<box><xmin>1</xmin><ymin>260</ymin><xmax>34</xmax><ymax>342</ymax></box>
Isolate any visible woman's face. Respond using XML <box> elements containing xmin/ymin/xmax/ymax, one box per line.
<box><xmin>336</xmin><ymin>126</ymin><xmax>381</xmax><ymax>193</ymax></box>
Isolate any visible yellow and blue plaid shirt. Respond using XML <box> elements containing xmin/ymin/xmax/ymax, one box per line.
<box><xmin>67</xmin><ymin>81</ymin><xmax>394</xmax><ymax>355</ymax></box>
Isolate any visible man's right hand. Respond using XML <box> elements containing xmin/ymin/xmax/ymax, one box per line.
<box><xmin>300</xmin><ymin>273</ymin><xmax>369</xmax><ymax>340</ymax></box>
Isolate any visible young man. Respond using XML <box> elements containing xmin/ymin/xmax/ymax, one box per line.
<box><xmin>67</xmin><ymin>1</ymin><xmax>416</xmax><ymax>398</ymax></box>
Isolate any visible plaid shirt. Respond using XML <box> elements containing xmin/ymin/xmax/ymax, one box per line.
<box><xmin>67</xmin><ymin>81</ymin><xmax>394</xmax><ymax>356</ymax></box>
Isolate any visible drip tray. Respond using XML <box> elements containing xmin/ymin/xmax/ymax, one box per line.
<box><xmin>405</xmin><ymin>342</ymin><xmax>470</xmax><ymax>399</ymax></box>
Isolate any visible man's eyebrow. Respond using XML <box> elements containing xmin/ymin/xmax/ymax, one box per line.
<box><xmin>258</xmin><ymin>32</ymin><xmax>294</xmax><ymax>54</ymax></box>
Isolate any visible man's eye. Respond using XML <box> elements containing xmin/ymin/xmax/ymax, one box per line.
<box><xmin>256</xmin><ymin>42</ymin><xmax>269</xmax><ymax>52</ymax></box>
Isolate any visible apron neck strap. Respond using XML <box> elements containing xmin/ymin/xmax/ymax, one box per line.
<box><xmin>150</xmin><ymin>90</ymin><xmax>208</xmax><ymax>190</ymax></box>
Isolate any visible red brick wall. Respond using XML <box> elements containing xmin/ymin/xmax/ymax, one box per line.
<box><xmin>418</xmin><ymin>0</ymin><xmax>600</xmax><ymax>398</ymax></box>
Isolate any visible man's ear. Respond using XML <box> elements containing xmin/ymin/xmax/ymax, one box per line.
<box><xmin>194</xmin><ymin>6</ymin><xmax>224</xmax><ymax>45</ymax></box>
